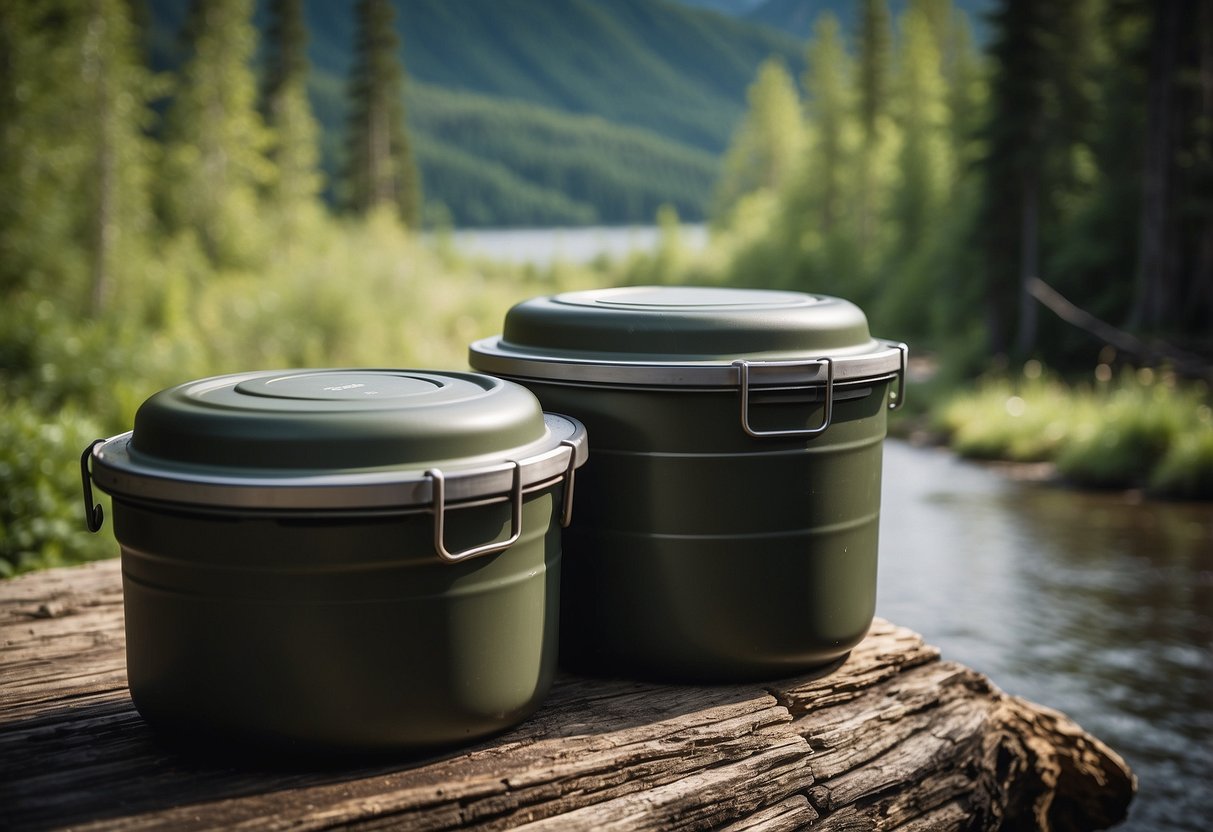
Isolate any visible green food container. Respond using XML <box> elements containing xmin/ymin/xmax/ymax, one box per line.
<box><xmin>81</xmin><ymin>369</ymin><xmax>586</xmax><ymax>751</ymax></box>
<box><xmin>469</xmin><ymin>287</ymin><xmax>905</xmax><ymax>681</ymax></box>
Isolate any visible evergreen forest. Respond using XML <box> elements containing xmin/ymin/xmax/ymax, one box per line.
<box><xmin>1</xmin><ymin>0</ymin><xmax>1211</xmax><ymax>576</ymax></box>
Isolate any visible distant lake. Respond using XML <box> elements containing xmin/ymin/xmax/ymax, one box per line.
<box><xmin>437</xmin><ymin>224</ymin><xmax>709</xmax><ymax>266</ymax></box>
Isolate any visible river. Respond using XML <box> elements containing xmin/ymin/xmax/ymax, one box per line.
<box><xmin>880</xmin><ymin>440</ymin><xmax>1212</xmax><ymax>831</ymax></box>
<box><xmin>445</xmin><ymin>226</ymin><xmax>1211</xmax><ymax>828</ymax></box>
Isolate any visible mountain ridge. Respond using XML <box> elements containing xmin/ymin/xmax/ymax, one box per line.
<box><xmin>150</xmin><ymin>1</ymin><xmax>851</xmax><ymax>225</ymax></box>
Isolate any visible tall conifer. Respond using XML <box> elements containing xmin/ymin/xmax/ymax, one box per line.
<box><xmin>263</xmin><ymin>0</ymin><xmax>322</xmax><ymax>230</ymax></box>
<box><xmin>0</xmin><ymin>0</ymin><xmax>153</xmax><ymax>313</ymax></box>
<box><xmin>82</xmin><ymin>0</ymin><xmax>156</xmax><ymax>313</ymax></box>
<box><xmin>891</xmin><ymin>5</ymin><xmax>951</xmax><ymax>251</ymax></box>
<box><xmin>980</xmin><ymin>0</ymin><xmax>1103</xmax><ymax>357</ymax></box>
<box><xmin>979</xmin><ymin>0</ymin><xmax>1049</xmax><ymax>356</ymax></box>
<box><xmin>801</xmin><ymin>15</ymin><xmax>857</xmax><ymax>235</ymax></box>
<box><xmin>345</xmin><ymin>0</ymin><xmax>422</xmax><ymax>225</ymax></box>
<box><xmin>858</xmin><ymin>0</ymin><xmax>892</xmax><ymax>141</ymax></box>
<box><xmin>161</xmin><ymin>0</ymin><xmax>270</xmax><ymax>268</ymax></box>
<box><xmin>714</xmin><ymin>58</ymin><xmax>804</xmax><ymax>217</ymax></box>
<box><xmin>855</xmin><ymin>0</ymin><xmax>895</xmax><ymax>258</ymax></box>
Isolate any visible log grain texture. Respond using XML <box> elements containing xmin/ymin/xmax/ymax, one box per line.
<box><xmin>0</xmin><ymin>560</ymin><xmax>1134</xmax><ymax>831</ymax></box>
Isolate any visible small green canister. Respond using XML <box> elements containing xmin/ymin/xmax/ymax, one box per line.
<box><xmin>469</xmin><ymin>287</ymin><xmax>905</xmax><ymax>681</ymax></box>
<box><xmin>81</xmin><ymin>369</ymin><xmax>586</xmax><ymax>751</ymax></box>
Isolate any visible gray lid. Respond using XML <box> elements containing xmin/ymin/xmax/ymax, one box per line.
<box><xmin>469</xmin><ymin>286</ymin><xmax>905</xmax><ymax>388</ymax></box>
<box><xmin>90</xmin><ymin>369</ymin><xmax>587</xmax><ymax>511</ymax></box>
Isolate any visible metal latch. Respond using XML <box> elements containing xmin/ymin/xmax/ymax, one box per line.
<box><xmin>426</xmin><ymin>461</ymin><xmax>523</xmax><ymax>563</ymax></box>
<box><xmin>733</xmin><ymin>357</ymin><xmax>834</xmax><ymax>439</ymax></box>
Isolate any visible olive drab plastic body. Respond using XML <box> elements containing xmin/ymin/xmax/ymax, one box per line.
<box><xmin>82</xmin><ymin>369</ymin><xmax>586</xmax><ymax>751</ymax></box>
<box><xmin>470</xmin><ymin>287</ymin><xmax>905</xmax><ymax>681</ymax></box>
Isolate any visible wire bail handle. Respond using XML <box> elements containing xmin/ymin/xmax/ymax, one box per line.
<box><xmin>889</xmin><ymin>342</ymin><xmax>908</xmax><ymax>411</ymax></box>
<box><xmin>80</xmin><ymin>440</ymin><xmax>105</xmax><ymax>533</ymax></box>
<box><xmin>426</xmin><ymin>461</ymin><xmax>523</xmax><ymax>564</ymax></box>
<box><xmin>733</xmin><ymin>357</ymin><xmax>835</xmax><ymax>439</ymax></box>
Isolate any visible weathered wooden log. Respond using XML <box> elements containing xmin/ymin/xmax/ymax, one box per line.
<box><xmin>0</xmin><ymin>560</ymin><xmax>1134</xmax><ymax>831</ymax></box>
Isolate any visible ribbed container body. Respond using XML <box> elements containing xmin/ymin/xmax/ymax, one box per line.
<box><xmin>114</xmin><ymin>491</ymin><xmax>561</xmax><ymax>751</ymax></box>
<box><xmin>468</xmin><ymin>286</ymin><xmax>902</xmax><ymax>682</ymax></box>
<box><xmin>84</xmin><ymin>369</ymin><xmax>587</xmax><ymax>752</ymax></box>
<box><xmin>516</xmin><ymin>381</ymin><xmax>887</xmax><ymax>681</ymax></box>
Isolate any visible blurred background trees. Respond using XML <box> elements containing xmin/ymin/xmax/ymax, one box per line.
<box><xmin>1</xmin><ymin>0</ymin><xmax>1210</xmax><ymax>573</ymax></box>
<box><xmin>715</xmin><ymin>0</ymin><xmax>1210</xmax><ymax>375</ymax></box>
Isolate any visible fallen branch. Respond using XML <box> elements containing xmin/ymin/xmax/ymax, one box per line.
<box><xmin>1027</xmin><ymin>276</ymin><xmax>1212</xmax><ymax>381</ymax></box>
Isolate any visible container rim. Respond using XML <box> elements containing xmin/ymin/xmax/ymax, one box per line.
<box><xmin>86</xmin><ymin>413</ymin><xmax>586</xmax><ymax>514</ymax></box>
<box><xmin>469</xmin><ymin>337</ymin><xmax>907</xmax><ymax>390</ymax></box>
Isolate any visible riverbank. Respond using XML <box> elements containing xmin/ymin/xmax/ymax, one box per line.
<box><xmin>909</xmin><ymin>362</ymin><xmax>1213</xmax><ymax>501</ymax></box>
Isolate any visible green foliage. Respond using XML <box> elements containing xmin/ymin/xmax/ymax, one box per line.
<box><xmin>149</xmin><ymin>0</ymin><xmax>806</xmax><ymax>225</ymax></box>
<box><xmin>390</xmin><ymin>0</ymin><xmax>805</xmax><ymax>154</ymax></box>
<box><xmin>0</xmin><ymin>211</ymin><xmax>610</xmax><ymax>575</ymax></box>
<box><xmin>407</xmin><ymin>84</ymin><xmax>717</xmax><ymax>226</ymax></box>
<box><xmin>344</xmin><ymin>0</ymin><xmax>421</xmax><ymax>224</ymax></box>
<box><xmin>0</xmin><ymin>0</ymin><xmax>158</xmax><ymax>315</ymax></box>
<box><xmin>161</xmin><ymin>0</ymin><xmax>272</xmax><ymax>268</ymax></box>
<box><xmin>936</xmin><ymin>366</ymin><xmax>1213</xmax><ymax>499</ymax></box>
<box><xmin>1150</xmin><ymin>427</ymin><xmax>1213</xmax><ymax>500</ymax></box>
<box><xmin>263</xmin><ymin>0</ymin><xmax>324</xmax><ymax>233</ymax></box>
<box><xmin>0</xmin><ymin>396</ymin><xmax>115</xmax><ymax>577</ymax></box>
<box><xmin>712</xmin><ymin>0</ymin><xmax>988</xmax><ymax>346</ymax></box>
<box><xmin>858</xmin><ymin>0</ymin><xmax>892</xmax><ymax>138</ymax></box>
<box><xmin>713</xmin><ymin>58</ymin><xmax>805</xmax><ymax>218</ymax></box>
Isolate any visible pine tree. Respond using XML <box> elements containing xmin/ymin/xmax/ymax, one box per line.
<box><xmin>1133</xmin><ymin>0</ymin><xmax>1213</xmax><ymax>337</ymax></box>
<box><xmin>713</xmin><ymin>58</ymin><xmax>804</xmax><ymax>218</ymax></box>
<box><xmin>0</xmin><ymin>0</ymin><xmax>154</xmax><ymax>314</ymax></box>
<box><xmin>0</xmin><ymin>2</ymin><xmax>85</xmax><ymax>300</ymax></box>
<box><xmin>345</xmin><ymin>0</ymin><xmax>422</xmax><ymax>225</ymax></box>
<box><xmin>262</xmin><ymin>0</ymin><xmax>322</xmax><ymax>235</ymax></box>
<box><xmin>858</xmin><ymin>0</ymin><xmax>892</xmax><ymax>142</ymax></box>
<box><xmin>161</xmin><ymin>0</ymin><xmax>270</xmax><ymax>268</ymax></box>
<box><xmin>978</xmin><ymin>0</ymin><xmax>1051</xmax><ymax>357</ymax></box>
<box><xmin>853</xmin><ymin>0</ymin><xmax>898</xmax><ymax>261</ymax></box>
<box><xmin>891</xmin><ymin>5</ymin><xmax>952</xmax><ymax>253</ymax></box>
<box><xmin>944</xmin><ymin>11</ymin><xmax>984</xmax><ymax>171</ymax></box>
<box><xmin>979</xmin><ymin>0</ymin><xmax>1110</xmax><ymax>358</ymax></box>
<box><xmin>81</xmin><ymin>0</ymin><xmax>157</xmax><ymax>314</ymax></box>
<box><xmin>800</xmin><ymin>14</ymin><xmax>857</xmax><ymax>236</ymax></box>
<box><xmin>871</xmin><ymin>3</ymin><xmax>955</xmax><ymax>337</ymax></box>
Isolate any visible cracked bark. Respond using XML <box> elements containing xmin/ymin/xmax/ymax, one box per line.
<box><xmin>1</xmin><ymin>560</ymin><xmax>1134</xmax><ymax>831</ymax></box>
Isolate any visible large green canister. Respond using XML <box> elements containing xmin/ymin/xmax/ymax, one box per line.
<box><xmin>469</xmin><ymin>287</ymin><xmax>906</xmax><ymax>682</ymax></box>
<box><xmin>81</xmin><ymin>369</ymin><xmax>586</xmax><ymax>752</ymax></box>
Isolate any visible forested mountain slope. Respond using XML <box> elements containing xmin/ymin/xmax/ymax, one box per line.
<box><xmin>152</xmin><ymin>0</ymin><xmax>806</xmax><ymax>225</ymax></box>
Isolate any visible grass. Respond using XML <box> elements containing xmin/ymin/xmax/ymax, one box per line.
<box><xmin>934</xmin><ymin>362</ymin><xmax>1213</xmax><ymax>499</ymax></box>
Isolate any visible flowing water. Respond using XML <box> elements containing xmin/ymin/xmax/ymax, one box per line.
<box><xmin>878</xmin><ymin>439</ymin><xmax>1213</xmax><ymax>831</ymax></box>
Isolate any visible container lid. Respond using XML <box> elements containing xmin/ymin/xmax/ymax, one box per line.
<box><xmin>88</xmin><ymin>369</ymin><xmax>587</xmax><ymax>513</ymax></box>
<box><xmin>469</xmin><ymin>286</ymin><xmax>906</xmax><ymax>390</ymax></box>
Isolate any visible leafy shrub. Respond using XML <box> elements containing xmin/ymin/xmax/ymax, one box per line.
<box><xmin>1150</xmin><ymin>425</ymin><xmax>1213</xmax><ymax>499</ymax></box>
<box><xmin>0</xmin><ymin>397</ymin><xmax>116</xmax><ymax>576</ymax></box>
<box><xmin>938</xmin><ymin>366</ymin><xmax>1213</xmax><ymax>499</ymax></box>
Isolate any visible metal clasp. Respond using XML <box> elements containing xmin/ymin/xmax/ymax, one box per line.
<box><xmin>426</xmin><ymin>461</ymin><xmax>523</xmax><ymax>563</ymax></box>
<box><xmin>559</xmin><ymin>439</ymin><xmax>578</xmax><ymax>528</ymax></box>
<box><xmin>889</xmin><ymin>342</ymin><xmax>908</xmax><ymax>411</ymax></box>
<box><xmin>733</xmin><ymin>357</ymin><xmax>834</xmax><ymax>439</ymax></box>
<box><xmin>81</xmin><ymin>440</ymin><xmax>105</xmax><ymax>532</ymax></box>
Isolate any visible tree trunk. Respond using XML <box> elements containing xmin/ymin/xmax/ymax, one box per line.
<box><xmin>86</xmin><ymin>0</ymin><xmax>115</xmax><ymax>316</ymax></box>
<box><xmin>1132</xmin><ymin>0</ymin><xmax>1181</xmax><ymax>330</ymax></box>
<box><xmin>0</xmin><ymin>560</ymin><xmax>1136</xmax><ymax>831</ymax></box>
<box><xmin>1015</xmin><ymin>171</ymin><xmax>1039</xmax><ymax>358</ymax></box>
